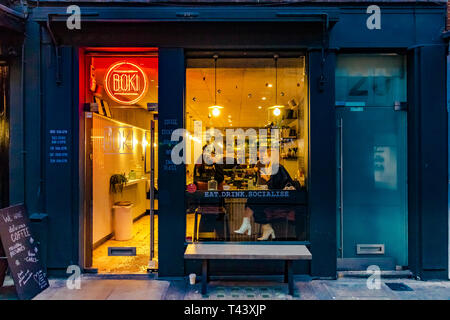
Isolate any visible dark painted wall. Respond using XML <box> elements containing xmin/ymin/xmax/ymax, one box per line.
<box><xmin>8</xmin><ymin>48</ymin><xmax>25</xmax><ymax>207</ymax></box>
<box><xmin>20</xmin><ymin>22</ymin><xmax>79</xmax><ymax>269</ymax></box>
<box><xmin>407</xmin><ymin>45</ymin><xmax>448</xmax><ymax>280</ymax></box>
<box><xmin>308</xmin><ymin>49</ymin><xmax>337</xmax><ymax>278</ymax></box>
<box><xmin>158</xmin><ymin>48</ymin><xmax>187</xmax><ymax>277</ymax></box>
<box><xmin>412</xmin><ymin>45</ymin><xmax>448</xmax><ymax>280</ymax></box>
<box><xmin>40</xmin><ymin>42</ymin><xmax>79</xmax><ymax>269</ymax></box>
<box><xmin>12</xmin><ymin>4</ymin><xmax>448</xmax><ymax>278</ymax></box>
<box><xmin>23</xmin><ymin>21</ymin><xmax>43</xmax><ymax>215</ymax></box>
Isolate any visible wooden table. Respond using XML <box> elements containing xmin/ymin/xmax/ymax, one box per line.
<box><xmin>184</xmin><ymin>244</ymin><xmax>312</xmax><ymax>295</ymax></box>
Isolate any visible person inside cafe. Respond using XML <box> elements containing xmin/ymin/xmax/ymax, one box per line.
<box><xmin>234</xmin><ymin>148</ymin><xmax>296</xmax><ymax>240</ymax></box>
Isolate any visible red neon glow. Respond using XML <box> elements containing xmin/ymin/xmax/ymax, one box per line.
<box><xmin>104</xmin><ymin>61</ymin><xmax>148</xmax><ymax>105</ymax></box>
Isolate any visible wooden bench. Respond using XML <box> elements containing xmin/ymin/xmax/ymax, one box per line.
<box><xmin>184</xmin><ymin>244</ymin><xmax>312</xmax><ymax>295</ymax></box>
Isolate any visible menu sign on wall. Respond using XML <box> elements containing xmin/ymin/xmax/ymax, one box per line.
<box><xmin>104</xmin><ymin>61</ymin><xmax>148</xmax><ymax>105</ymax></box>
<box><xmin>0</xmin><ymin>205</ymin><xmax>49</xmax><ymax>300</ymax></box>
<box><xmin>49</xmin><ymin>129</ymin><xmax>69</xmax><ymax>164</ymax></box>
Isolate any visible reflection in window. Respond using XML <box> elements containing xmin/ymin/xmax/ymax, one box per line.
<box><xmin>185</xmin><ymin>55</ymin><xmax>309</xmax><ymax>242</ymax></box>
<box><xmin>374</xmin><ymin>146</ymin><xmax>398</xmax><ymax>190</ymax></box>
<box><xmin>336</xmin><ymin>54</ymin><xmax>406</xmax><ymax>107</ymax></box>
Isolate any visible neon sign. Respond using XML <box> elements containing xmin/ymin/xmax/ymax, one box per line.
<box><xmin>104</xmin><ymin>61</ymin><xmax>148</xmax><ymax>105</ymax></box>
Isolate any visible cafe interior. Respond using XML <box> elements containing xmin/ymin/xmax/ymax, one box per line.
<box><xmin>184</xmin><ymin>54</ymin><xmax>309</xmax><ymax>244</ymax></box>
<box><xmin>87</xmin><ymin>50</ymin><xmax>308</xmax><ymax>273</ymax></box>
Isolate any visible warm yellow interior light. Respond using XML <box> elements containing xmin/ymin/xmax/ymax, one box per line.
<box><xmin>209</xmin><ymin>105</ymin><xmax>223</xmax><ymax>117</ymax></box>
<box><xmin>273</xmin><ymin>107</ymin><xmax>281</xmax><ymax>116</ymax></box>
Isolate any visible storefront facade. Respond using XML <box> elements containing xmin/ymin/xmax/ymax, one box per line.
<box><xmin>7</xmin><ymin>1</ymin><xmax>448</xmax><ymax>280</ymax></box>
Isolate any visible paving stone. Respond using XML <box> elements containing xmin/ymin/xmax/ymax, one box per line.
<box><xmin>0</xmin><ymin>276</ymin><xmax>445</xmax><ymax>300</ymax></box>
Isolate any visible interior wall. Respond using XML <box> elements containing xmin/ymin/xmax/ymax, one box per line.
<box><xmin>111</xmin><ymin>109</ymin><xmax>159</xmax><ymax>184</ymax></box>
<box><xmin>112</xmin><ymin>108</ymin><xmax>152</xmax><ymax>130</ymax></box>
<box><xmin>92</xmin><ymin>113</ymin><xmax>149</xmax><ymax>244</ymax></box>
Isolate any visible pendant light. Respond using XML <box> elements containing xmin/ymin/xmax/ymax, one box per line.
<box><xmin>209</xmin><ymin>54</ymin><xmax>223</xmax><ymax>117</ymax></box>
<box><xmin>269</xmin><ymin>54</ymin><xmax>284</xmax><ymax>117</ymax></box>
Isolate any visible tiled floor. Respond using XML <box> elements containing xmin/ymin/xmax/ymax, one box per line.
<box><xmin>92</xmin><ymin>215</ymin><xmax>158</xmax><ymax>273</ymax></box>
<box><xmin>90</xmin><ymin>212</ymin><xmax>221</xmax><ymax>273</ymax></box>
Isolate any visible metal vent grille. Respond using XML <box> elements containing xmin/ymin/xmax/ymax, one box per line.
<box><xmin>108</xmin><ymin>247</ymin><xmax>136</xmax><ymax>256</ymax></box>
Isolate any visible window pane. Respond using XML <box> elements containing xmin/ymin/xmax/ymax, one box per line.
<box><xmin>336</xmin><ymin>54</ymin><xmax>406</xmax><ymax>107</ymax></box>
<box><xmin>185</xmin><ymin>55</ymin><xmax>308</xmax><ymax>242</ymax></box>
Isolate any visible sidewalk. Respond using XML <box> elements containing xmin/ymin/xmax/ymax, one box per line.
<box><xmin>1</xmin><ymin>274</ymin><xmax>449</xmax><ymax>300</ymax></box>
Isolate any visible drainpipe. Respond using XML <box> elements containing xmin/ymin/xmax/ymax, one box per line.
<box><xmin>19</xmin><ymin>0</ymin><xmax>28</xmax><ymax>208</ymax></box>
<box><xmin>447</xmin><ymin>41</ymin><xmax>450</xmax><ymax>280</ymax></box>
<box><xmin>21</xmin><ymin>42</ymin><xmax>26</xmax><ymax>207</ymax></box>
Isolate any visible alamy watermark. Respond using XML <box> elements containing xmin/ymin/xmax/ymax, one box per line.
<box><xmin>66</xmin><ymin>265</ymin><xmax>81</xmax><ymax>290</ymax></box>
<box><xmin>366</xmin><ymin>5</ymin><xmax>381</xmax><ymax>30</ymax></box>
<box><xmin>366</xmin><ymin>265</ymin><xmax>381</xmax><ymax>290</ymax></box>
<box><xmin>66</xmin><ymin>5</ymin><xmax>81</xmax><ymax>30</ymax></box>
<box><xmin>170</xmin><ymin>121</ymin><xmax>281</xmax><ymax>175</ymax></box>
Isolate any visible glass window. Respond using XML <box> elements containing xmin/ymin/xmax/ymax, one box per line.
<box><xmin>184</xmin><ymin>54</ymin><xmax>308</xmax><ymax>242</ymax></box>
<box><xmin>336</xmin><ymin>54</ymin><xmax>406</xmax><ymax>107</ymax></box>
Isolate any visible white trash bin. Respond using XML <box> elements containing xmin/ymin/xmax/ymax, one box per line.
<box><xmin>113</xmin><ymin>203</ymin><xmax>133</xmax><ymax>241</ymax></box>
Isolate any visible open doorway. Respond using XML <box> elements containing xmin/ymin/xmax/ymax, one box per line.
<box><xmin>82</xmin><ymin>49</ymin><xmax>159</xmax><ymax>274</ymax></box>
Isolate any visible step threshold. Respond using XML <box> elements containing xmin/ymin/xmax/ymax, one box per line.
<box><xmin>338</xmin><ymin>270</ymin><xmax>414</xmax><ymax>279</ymax></box>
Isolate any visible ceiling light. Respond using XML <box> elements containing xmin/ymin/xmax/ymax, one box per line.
<box><xmin>209</xmin><ymin>105</ymin><xmax>223</xmax><ymax>117</ymax></box>
<box><xmin>262</xmin><ymin>97</ymin><xmax>266</xmax><ymax>101</ymax></box>
<box><xmin>270</xmin><ymin>54</ymin><xmax>284</xmax><ymax>116</ymax></box>
<box><xmin>258</xmin><ymin>106</ymin><xmax>262</xmax><ymax>109</ymax></box>
<box><xmin>209</xmin><ymin>54</ymin><xmax>223</xmax><ymax>115</ymax></box>
<box><xmin>212</xmin><ymin>108</ymin><xmax>220</xmax><ymax>117</ymax></box>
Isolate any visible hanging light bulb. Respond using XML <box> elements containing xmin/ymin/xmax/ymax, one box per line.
<box><xmin>269</xmin><ymin>54</ymin><xmax>284</xmax><ymax>117</ymax></box>
<box><xmin>211</xmin><ymin>107</ymin><xmax>221</xmax><ymax>117</ymax></box>
<box><xmin>209</xmin><ymin>54</ymin><xmax>223</xmax><ymax>117</ymax></box>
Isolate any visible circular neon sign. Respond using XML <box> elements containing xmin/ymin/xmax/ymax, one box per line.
<box><xmin>104</xmin><ymin>61</ymin><xmax>148</xmax><ymax>105</ymax></box>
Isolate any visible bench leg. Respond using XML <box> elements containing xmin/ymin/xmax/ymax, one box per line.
<box><xmin>202</xmin><ymin>259</ymin><xmax>208</xmax><ymax>295</ymax></box>
<box><xmin>286</xmin><ymin>260</ymin><xmax>294</xmax><ymax>296</ymax></box>
<box><xmin>194</xmin><ymin>212</ymin><xmax>198</xmax><ymax>242</ymax></box>
<box><xmin>284</xmin><ymin>260</ymin><xmax>289</xmax><ymax>283</ymax></box>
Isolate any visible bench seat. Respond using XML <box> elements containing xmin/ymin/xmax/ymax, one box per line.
<box><xmin>184</xmin><ymin>243</ymin><xmax>312</xmax><ymax>295</ymax></box>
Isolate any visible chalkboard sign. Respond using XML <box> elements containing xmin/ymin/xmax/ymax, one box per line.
<box><xmin>0</xmin><ymin>204</ymin><xmax>49</xmax><ymax>300</ymax></box>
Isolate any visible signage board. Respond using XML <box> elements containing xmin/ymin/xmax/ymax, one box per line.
<box><xmin>104</xmin><ymin>61</ymin><xmax>148</xmax><ymax>105</ymax></box>
<box><xmin>0</xmin><ymin>204</ymin><xmax>49</xmax><ymax>300</ymax></box>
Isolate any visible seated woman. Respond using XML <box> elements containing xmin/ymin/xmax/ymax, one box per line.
<box><xmin>234</xmin><ymin>150</ymin><xmax>296</xmax><ymax>240</ymax></box>
<box><xmin>193</xmin><ymin>144</ymin><xmax>224</xmax><ymax>190</ymax></box>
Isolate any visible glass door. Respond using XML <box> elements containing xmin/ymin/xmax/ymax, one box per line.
<box><xmin>82</xmin><ymin>50</ymin><xmax>159</xmax><ymax>273</ymax></box>
<box><xmin>335</xmin><ymin>54</ymin><xmax>408</xmax><ymax>269</ymax></box>
<box><xmin>337</xmin><ymin>107</ymin><xmax>407</xmax><ymax>267</ymax></box>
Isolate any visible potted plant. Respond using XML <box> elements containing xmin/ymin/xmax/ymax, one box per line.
<box><xmin>109</xmin><ymin>173</ymin><xmax>128</xmax><ymax>195</ymax></box>
<box><xmin>109</xmin><ymin>173</ymin><xmax>133</xmax><ymax>240</ymax></box>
